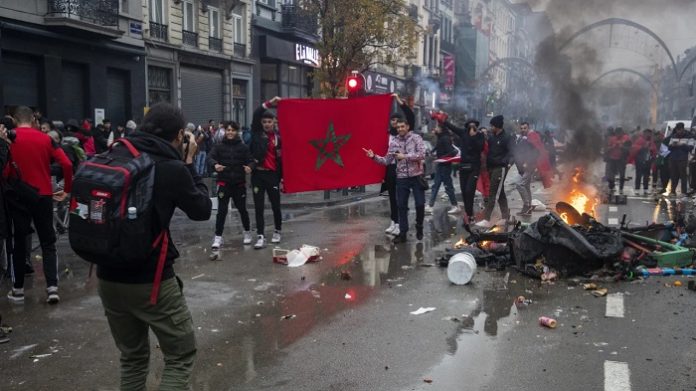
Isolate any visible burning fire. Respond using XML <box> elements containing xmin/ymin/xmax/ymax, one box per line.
<box><xmin>559</xmin><ymin>167</ymin><xmax>598</xmax><ymax>224</ymax></box>
<box><xmin>454</xmin><ymin>237</ymin><xmax>467</xmax><ymax>249</ymax></box>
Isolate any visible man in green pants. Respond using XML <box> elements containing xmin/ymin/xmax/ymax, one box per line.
<box><xmin>97</xmin><ymin>104</ymin><xmax>212</xmax><ymax>389</ymax></box>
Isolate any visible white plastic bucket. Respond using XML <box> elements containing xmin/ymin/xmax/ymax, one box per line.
<box><xmin>447</xmin><ymin>252</ymin><xmax>477</xmax><ymax>285</ymax></box>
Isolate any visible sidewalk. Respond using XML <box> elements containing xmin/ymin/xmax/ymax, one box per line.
<box><xmin>203</xmin><ymin>177</ymin><xmax>384</xmax><ymax>209</ymax></box>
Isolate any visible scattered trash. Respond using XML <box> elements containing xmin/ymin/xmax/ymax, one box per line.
<box><xmin>447</xmin><ymin>252</ymin><xmax>477</xmax><ymax>285</ymax></box>
<box><xmin>280</xmin><ymin>314</ymin><xmax>296</xmax><ymax>320</ymax></box>
<box><xmin>583</xmin><ymin>283</ymin><xmax>598</xmax><ymax>290</ymax></box>
<box><xmin>541</xmin><ymin>270</ymin><xmax>558</xmax><ymax>282</ymax></box>
<box><xmin>30</xmin><ymin>354</ymin><xmax>52</xmax><ymax>359</ymax></box>
<box><xmin>673</xmin><ymin>280</ymin><xmax>683</xmax><ymax>287</ymax></box>
<box><xmin>191</xmin><ymin>273</ymin><xmax>205</xmax><ymax>280</ymax></box>
<box><xmin>515</xmin><ymin>296</ymin><xmax>532</xmax><ymax>307</ymax></box>
<box><xmin>340</xmin><ymin>271</ymin><xmax>352</xmax><ymax>280</ymax></box>
<box><xmin>273</xmin><ymin>245</ymin><xmax>321</xmax><ymax>266</ymax></box>
<box><xmin>423</xmin><ymin>378</ymin><xmax>433</xmax><ymax>384</ymax></box>
<box><xmin>410</xmin><ymin>307</ymin><xmax>436</xmax><ymax>315</ymax></box>
<box><xmin>344</xmin><ymin>293</ymin><xmax>353</xmax><ymax>300</ymax></box>
<box><xmin>401</xmin><ymin>265</ymin><xmax>413</xmax><ymax>270</ymax></box>
<box><xmin>539</xmin><ymin>316</ymin><xmax>557</xmax><ymax>328</ymax></box>
<box><xmin>310</xmin><ymin>290</ymin><xmax>321</xmax><ymax>299</ymax></box>
<box><xmin>591</xmin><ymin>288</ymin><xmax>608</xmax><ymax>297</ymax></box>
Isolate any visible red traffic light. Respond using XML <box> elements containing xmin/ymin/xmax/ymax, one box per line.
<box><xmin>345</xmin><ymin>71</ymin><xmax>365</xmax><ymax>97</ymax></box>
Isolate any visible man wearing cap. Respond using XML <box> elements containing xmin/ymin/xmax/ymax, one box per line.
<box><xmin>481</xmin><ymin>115</ymin><xmax>514</xmax><ymax>225</ymax></box>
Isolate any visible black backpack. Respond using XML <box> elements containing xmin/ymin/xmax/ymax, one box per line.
<box><xmin>68</xmin><ymin>138</ymin><xmax>169</xmax><ymax>304</ymax></box>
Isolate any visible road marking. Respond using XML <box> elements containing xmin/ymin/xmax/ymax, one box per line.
<box><xmin>604</xmin><ymin>361</ymin><xmax>631</xmax><ymax>391</ymax></box>
<box><xmin>606</xmin><ymin>293</ymin><xmax>625</xmax><ymax>318</ymax></box>
<box><xmin>608</xmin><ymin>206</ymin><xmax>618</xmax><ymax>212</ymax></box>
<box><xmin>608</xmin><ymin>218</ymin><xmax>619</xmax><ymax>226</ymax></box>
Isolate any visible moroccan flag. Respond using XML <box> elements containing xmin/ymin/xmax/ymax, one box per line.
<box><xmin>278</xmin><ymin>94</ymin><xmax>392</xmax><ymax>193</ymax></box>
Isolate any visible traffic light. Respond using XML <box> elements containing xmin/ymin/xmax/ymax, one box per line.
<box><xmin>345</xmin><ymin>71</ymin><xmax>365</xmax><ymax>98</ymax></box>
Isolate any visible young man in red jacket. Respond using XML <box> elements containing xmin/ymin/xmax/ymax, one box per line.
<box><xmin>3</xmin><ymin>106</ymin><xmax>73</xmax><ymax>304</ymax></box>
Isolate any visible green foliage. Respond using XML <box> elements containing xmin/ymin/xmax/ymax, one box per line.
<box><xmin>304</xmin><ymin>0</ymin><xmax>420</xmax><ymax>97</ymax></box>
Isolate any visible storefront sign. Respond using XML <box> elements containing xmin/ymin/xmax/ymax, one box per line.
<box><xmin>443</xmin><ymin>54</ymin><xmax>455</xmax><ymax>90</ymax></box>
<box><xmin>365</xmin><ymin>72</ymin><xmax>398</xmax><ymax>94</ymax></box>
<box><xmin>295</xmin><ymin>44</ymin><xmax>320</xmax><ymax>67</ymax></box>
<box><xmin>94</xmin><ymin>108</ymin><xmax>105</xmax><ymax>126</ymax></box>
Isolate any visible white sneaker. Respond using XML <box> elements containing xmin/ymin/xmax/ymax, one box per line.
<box><xmin>385</xmin><ymin>221</ymin><xmax>396</xmax><ymax>234</ymax></box>
<box><xmin>212</xmin><ymin>235</ymin><xmax>223</xmax><ymax>250</ymax></box>
<box><xmin>475</xmin><ymin>219</ymin><xmax>491</xmax><ymax>228</ymax></box>
<box><xmin>254</xmin><ymin>235</ymin><xmax>266</xmax><ymax>249</ymax></box>
<box><xmin>271</xmin><ymin>231</ymin><xmax>281</xmax><ymax>243</ymax></box>
<box><xmin>243</xmin><ymin>231</ymin><xmax>253</xmax><ymax>245</ymax></box>
<box><xmin>447</xmin><ymin>205</ymin><xmax>461</xmax><ymax>214</ymax></box>
<box><xmin>7</xmin><ymin>288</ymin><xmax>24</xmax><ymax>303</ymax></box>
<box><xmin>424</xmin><ymin>205</ymin><xmax>434</xmax><ymax>214</ymax></box>
<box><xmin>391</xmin><ymin>225</ymin><xmax>400</xmax><ymax>236</ymax></box>
<box><xmin>46</xmin><ymin>286</ymin><xmax>59</xmax><ymax>305</ymax></box>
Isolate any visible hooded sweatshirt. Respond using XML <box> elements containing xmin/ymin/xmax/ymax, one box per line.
<box><xmin>96</xmin><ymin>131</ymin><xmax>212</xmax><ymax>284</ymax></box>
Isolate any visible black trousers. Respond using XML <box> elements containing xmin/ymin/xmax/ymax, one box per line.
<box><xmin>660</xmin><ymin>159</ymin><xmax>671</xmax><ymax>190</ymax></box>
<box><xmin>634</xmin><ymin>161</ymin><xmax>651</xmax><ymax>190</ymax></box>
<box><xmin>459</xmin><ymin>167</ymin><xmax>480</xmax><ymax>218</ymax></box>
<box><xmin>607</xmin><ymin>159</ymin><xmax>627</xmax><ymax>191</ymax></box>
<box><xmin>9</xmin><ymin>196</ymin><xmax>58</xmax><ymax>289</ymax></box>
<box><xmin>215</xmin><ymin>181</ymin><xmax>251</xmax><ymax>235</ymax></box>
<box><xmin>251</xmin><ymin>170</ymin><xmax>282</xmax><ymax>236</ymax></box>
<box><xmin>670</xmin><ymin>159</ymin><xmax>688</xmax><ymax>194</ymax></box>
<box><xmin>383</xmin><ymin>165</ymin><xmax>398</xmax><ymax>223</ymax></box>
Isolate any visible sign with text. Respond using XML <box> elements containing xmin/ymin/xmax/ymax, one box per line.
<box><xmin>295</xmin><ymin>43</ymin><xmax>320</xmax><ymax>67</ymax></box>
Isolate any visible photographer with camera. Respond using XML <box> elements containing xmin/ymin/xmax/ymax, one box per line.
<box><xmin>3</xmin><ymin>106</ymin><xmax>73</xmax><ymax>304</ymax></box>
<box><xmin>94</xmin><ymin>103</ymin><xmax>212</xmax><ymax>389</ymax></box>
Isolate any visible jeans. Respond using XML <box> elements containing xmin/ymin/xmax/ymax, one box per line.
<box><xmin>483</xmin><ymin>166</ymin><xmax>510</xmax><ymax>221</ymax></box>
<box><xmin>195</xmin><ymin>151</ymin><xmax>208</xmax><ymax>177</ymax></box>
<box><xmin>670</xmin><ymin>159</ymin><xmax>688</xmax><ymax>194</ymax></box>
<box><xmin>429</xmin><ymin>163</ymin><xmax>457</xmax><ymax>207</ymax></box>
<box><xmin>634</xmin><ymin>161</ymin><xmax>651</xmax><ymax>190</ymax></box>
<box><xmin>99</xmin><ymin>277</ymin><xmax>196</xmax><ymax>391</ymax></box>
<box><xmin>459</xmin><ymin>167</ymin><xmax>479</xmax><ymax>217</ymax></box>
<box><xmin>251</xmin><ymin>170</ymin><xmax>282</xmax><ymax>236</ymax></box>
<box><xmin>514</xmin><ymin>166</ymin><xmax>533</xmax><ymax>208</ymax></box>
<box><xmin>215</xmin><ymin>181</ymin><xmax>251</xmax><ymax>235</ymax></box>
<box><xmin>8</xmin><ymin>196</ymin><xmax>58</xmax><ymax>289</ymax></box>
<box><xmin>396</xmin><ymin>176</ymin><xmax>425</xmax><ymax>234</ymax></box>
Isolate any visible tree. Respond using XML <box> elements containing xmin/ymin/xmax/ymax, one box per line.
<box><xmin>304</xmin><ymin>0</ymin><xmax>421</xmax><ymax>97</ymax></box>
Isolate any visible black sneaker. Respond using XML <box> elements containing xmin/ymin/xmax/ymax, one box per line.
<box><xmin>24</xmin><ymin>262</ymin><xmax>35</xmax><ymax>275</ymax></box>
<box><xmin>416</xmin><ymin>226</ymin><xmax>423</xmax><ymax>241</ymax></box>
<box><xmin>392</xmin><ymin>233</ymin><xmax>407</xmax><ymax>244</ymax></box>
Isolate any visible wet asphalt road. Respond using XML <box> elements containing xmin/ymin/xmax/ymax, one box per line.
<box><xmin>1</xmin><ymin>167</ymin><xmax>695</xmax><ymax>391</ymax></box>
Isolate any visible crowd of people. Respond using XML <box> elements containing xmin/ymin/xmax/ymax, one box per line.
<box><xmin>3</xmin><ymin>93</ymin><xmax>694</xmax><ymax>389</ymax></box>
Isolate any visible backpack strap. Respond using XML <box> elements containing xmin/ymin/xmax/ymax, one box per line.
<box><xmin>112</xmin><ymin>138</ymin><xmax>141</xmax><ymax>158</ymax></box>
<box><xmin>149</xmin><ymin>229</ymin><xmax>169</xmax><ymax>305</ymax></box>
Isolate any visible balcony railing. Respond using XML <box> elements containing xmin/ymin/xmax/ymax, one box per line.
<box><xmin>46</xmin><ymin>0</ymin><xmax>119</xmax><ymax>27</ymax></box>
<box><xmin>149</xmin><ymin>21</ymin><xmax>168</xmax><ymax>41</ymax></box>
<box><xmin>209</xmin><ymin>37</ymin><xmax>223</xmax><ymax>52</ymax></box>
<box><xmin>281</xmin><ymin>4</ymin><xmax>317</xmax><ymax>36</ymax></box>
<box><xmin>234</xmin><ymin>43</ymin><xmax>246</xmax><ymax>57</ymax></box>
<box><xmin>183</xmin><ymin>30</ymin><xmax>198</xmax><ymax>47</ymax></box>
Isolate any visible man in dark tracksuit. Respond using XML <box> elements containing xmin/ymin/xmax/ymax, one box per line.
<box><xmin>208</xmin><ymin>120</ymin><xmax>255</xmax><ymax>248</ymax></box>
<box><xmin>97</xmin><ymin>103</ymin><xmax>212</xmax><ymax>389</ymax></box>
<box><xmin>482</xmin><ymin>115</ymin><xmax>514</xmax><ymax>224</ymax></box>
<box><xmin>249</xmin><ymin>96</ymin><xmax>283</xmax><ymax>249</ymax></box>
<box><xmin>667</xmin><ymin>122</ymin><xmax>693</xmax><ymax>196</ymax></box>
<box><xmin>443</xmin><ymin>119</ymin><xmax>485</xmax><ymax>226</ymax></box>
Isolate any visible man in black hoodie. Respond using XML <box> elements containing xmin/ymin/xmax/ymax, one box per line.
<box><xmin>481</xmin><ymin>115</ymin><xmax>514</xmax><ymax>225</ymax></box>
<box><xmin>96</xmin><ymin>103</ymin><xmax>212</xmax><ymax>390</ymax></box>
<box><xmin>249</xmin><ymin>97</ymin><xmax>283</xmax><ymax>249</ymax></box>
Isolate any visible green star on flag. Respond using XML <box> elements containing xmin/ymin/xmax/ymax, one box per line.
<box><xmin>309</xmin><ymin>122</ymin><xmax>351</xmax><ymax>170</ymax></box>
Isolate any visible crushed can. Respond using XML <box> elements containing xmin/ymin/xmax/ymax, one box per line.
<box><xmin>539</xmin><ymin>316</ymin><xmax>557</xmax><ymax>328</ymax></box>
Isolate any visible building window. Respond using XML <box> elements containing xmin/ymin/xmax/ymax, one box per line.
<box><xmin>232</xmin><ymin>79</ymin><xmax>248</xmax><ymax>126</ymax></box>
<box><xmin>209</xmin><ymin>7</ymin><xmax>221</xmax><ymax>38</ymax></box>
<box><xmin>149</xmin><ymin>0</ymin><xmax>166</xmax><ymax>23</ymax></box>
<box><xmin>148</xmin><ymin>66</ymin><xmax>171</xmax><ymax>106</ymax></box>
<box><xmin>120</xmin><ymin>0</ymin><xmax>128</xmax><ymax>13</ymax></box>
<box><xmin>233</xmin><ymin>14</ymin><xmax>245</xmax><ymax>44</ymax></box>
<box><xmin>183</xmin><ymin>0</ymin><xmax>195</xmax><ymax>32</ymax></box>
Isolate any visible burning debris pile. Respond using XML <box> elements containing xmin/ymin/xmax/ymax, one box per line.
<box><xmin>443</xmin><ymin>200</ymin><xmax>696</xmax><ymax>282</ymax></box>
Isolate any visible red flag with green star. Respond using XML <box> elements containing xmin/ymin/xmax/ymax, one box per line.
<box><xmin>278</xmin><ymin>94</ymin><xmax>392</xmax><ymax>193</ymax></box>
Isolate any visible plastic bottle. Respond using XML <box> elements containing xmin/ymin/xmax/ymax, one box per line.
<box><xmin>539</xmin><ymin>316</ymin><xmax>557</xmax><ymax>328</ymax></box>
<box><xmin>128</xmin><ymin>207</ymin><xmax>137</xmax><ymax>220</ymax></box>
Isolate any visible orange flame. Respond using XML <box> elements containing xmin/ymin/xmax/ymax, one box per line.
<box><xmin>564</xmin><ymin>167</ymin><xmax>598</xmax><ymax>218</ymax></box>
<box><xmin>560</xmin><ymin>212</ymin><xmax>569</xmax><ymax>224</ymax></box>
<box><xmin>454</xmin><ymin>237</ymin><xmax>467</xmax><ymax>249</ymax></box>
